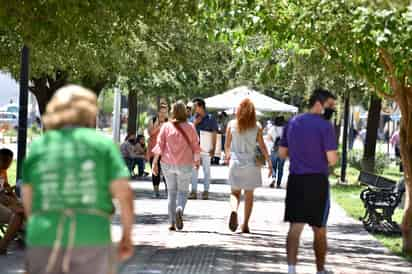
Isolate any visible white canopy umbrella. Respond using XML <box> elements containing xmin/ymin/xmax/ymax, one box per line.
<box><xmin>205</xmin><ymin>86</ymin><xmax>298</xmax><ymax>113</ymax></box>
<box><xmin>224</xmin><ymin>108</ymin><xmax>264</xmax><ymax>116</ymax></box>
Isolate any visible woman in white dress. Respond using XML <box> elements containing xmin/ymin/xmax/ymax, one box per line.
<box><xmin>225</xmin><ymin>99</ymin><xmax>272</xmax><ymax>233</ymax></box>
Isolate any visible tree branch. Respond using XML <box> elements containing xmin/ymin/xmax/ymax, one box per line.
<box><xmin>378</xmin><ymin>48</ymin><xmax>402</xmax><ymax>96</ymax></box>
<box><xmin>368</xmin><ymin>81</ymin><xmax>396</xmax><ymax>100</ymax></box>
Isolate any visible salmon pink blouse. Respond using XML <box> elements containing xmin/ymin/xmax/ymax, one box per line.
<box><xmin>152</xmin><ymin>122</ymin><xmax>200</xmax><ymax>166</ymax></box>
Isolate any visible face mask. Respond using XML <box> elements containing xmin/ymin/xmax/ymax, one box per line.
<box><xmin>322</xmin><ymin>107</ymin><xmax>335</xmax><ymax>120</ymax></box>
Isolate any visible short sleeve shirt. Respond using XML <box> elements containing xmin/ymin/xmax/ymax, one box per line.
<box><xmin>195</xmin><ymin>113</ymin><xmax>219</xmax><ymax>136</ymax></box>
<box><xmin>22</xmin><ymin>128</ymin><xmax>129</xmax><ymax>247</ymax></box>
<box><xmin>280</xmin><ymin>113</ymin><xmax>337</xmax><ymax>175</ymax></box>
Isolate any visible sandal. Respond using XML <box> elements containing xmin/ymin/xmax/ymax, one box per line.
<box><xmin>229</xmin><ymin>211</ymin><xmax>238</xmax><ymax>232</ymax></box>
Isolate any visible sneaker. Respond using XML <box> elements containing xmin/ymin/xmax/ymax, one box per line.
<box><xmin>229</xmin><ymin>211</ymin><xmax>238</xmax><ymax>232</ymax></box>
<box><xmin>176</xmin><ymin>208</ymin><xmax>184</xmax><ymax>230</ymax></box>
<box><xmin>188</xmin><ymin>192</ymin><xmax>197</xmax><ymax>200</ymax></box>
<box><xmin>269</xmin><ymin>182</ymin><xmax>275</xmax><ymax>188</ymax></box>
<box><xmin>202</xmin><ymin>191</ymin><xmax>209</xmax><ymax>200</ymax></box>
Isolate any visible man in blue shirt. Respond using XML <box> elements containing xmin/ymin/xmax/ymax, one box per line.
<box><xmin>189</xmin><ymin>98</ymin><xmax>218</xmax><ymax>200</ymax></box>
<box><xmin>279</xmin><ymin>88</ymin><xmax>338</xmax><ymax>274</ymax></box>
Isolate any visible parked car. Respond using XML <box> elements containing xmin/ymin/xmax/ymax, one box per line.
<box><xmin>5</xmin><ymin>103</ymin><xmax>19</xmax><ymax>114</ymax></box>
<box><xmin>0</xmin><ymin>112</ymin><xmax>18</xmax><ymax>130</ymax></box>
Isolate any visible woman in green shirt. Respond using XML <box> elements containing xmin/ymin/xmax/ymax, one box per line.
<box><xmin>22</xmin><ymin>85</ymin><xmax>134</xmax><ymax>274</ymax></box>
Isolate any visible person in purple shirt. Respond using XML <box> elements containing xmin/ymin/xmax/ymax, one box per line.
<box><xmin>279</xmin><ymin>88</ymin><xmax>338</xmax><ymax>274</ymax></box>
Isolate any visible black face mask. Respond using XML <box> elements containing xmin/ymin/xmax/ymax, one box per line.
<box><xmin>323</xmin><ymin>107</ymin><xmax>335</xmax><ymax>120</ymax></box>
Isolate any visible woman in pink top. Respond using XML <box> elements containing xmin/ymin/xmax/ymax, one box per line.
<box><xmin>152</xmin><ymin>101</ymin><xmax>200</xmax><ymax>231</ymax></box>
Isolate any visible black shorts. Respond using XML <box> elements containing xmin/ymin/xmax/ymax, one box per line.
<box><xmin>284</xmin><ymin>173</ymin><xmax>330</xmax><ymax>227</ymax></box>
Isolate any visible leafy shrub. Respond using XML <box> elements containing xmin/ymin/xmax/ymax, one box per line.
<box><xmin>348</xmin><ymin>149</ymin><xmax>391</xmax><ymax>174</ymax></box>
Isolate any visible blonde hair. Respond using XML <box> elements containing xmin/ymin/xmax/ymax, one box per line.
<box><xmin>42</xmin><ymin>85</ymin><xmax>98</xmax><ymax>130</ymax></box>
<box><xmin>171</xmin><ymin>101</ymin><xmax>187</xmax><ymax>123</ymax></box>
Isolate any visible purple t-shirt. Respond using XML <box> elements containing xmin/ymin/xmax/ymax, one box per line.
<box><xmin>280</xmin><ymin>113</ymin><xmax>337</xmax><ymax>175</ymax></box>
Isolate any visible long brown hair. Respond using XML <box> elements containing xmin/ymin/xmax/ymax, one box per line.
<box><xmin>171</xmin><ymin>101</ymin><xmax>187</xmax><ymax>123</ymax></box>
<box><xmin>236</xmin><ymin>98</ymin><xmax>256</xmax><ymax>133</ymax></box>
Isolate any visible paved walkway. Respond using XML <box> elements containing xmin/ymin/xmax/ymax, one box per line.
<box><xmin>1</xmin><ymin>166</ymin><xmax>411</xmax><ymax>274</ymax></box>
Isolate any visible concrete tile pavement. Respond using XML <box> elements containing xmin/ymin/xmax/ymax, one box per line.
<box><xmin>114</xmin><ymin>176</ymin><xmax>411</xmax><ymax>274</ymax></box>
<box><xmin>1</xmin><ymin>166</ymin><xmax>411</xmax><ymax>274</ymax></box>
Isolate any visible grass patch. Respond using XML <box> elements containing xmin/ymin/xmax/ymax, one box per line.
<box><xmin>331</xmin><ymin>184</ymin><xmax>364</xmax><ymax>219</ymax></box>
<box><xmin>381</xmin><ymin>163</ymin><xmax>403</xmax><ymax>182</ymax></box>
<box><xmin>330</xmin><ymin>166</ymin><xmax>360</xmax><ymax>184</ymax></box>
<box><xmin>331</xmin><ymin>183</ymin><xmax>411</xmax><ymax>261</ymax></box>
<box><xmin>8</xmin><ymin>160</ymin><xmax>16</xmax><ymax>186</ymax></box>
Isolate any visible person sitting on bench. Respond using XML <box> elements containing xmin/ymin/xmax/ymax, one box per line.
<box><xmin>0</xmin><ymin>148</ymin><xmax>24</xmax><ymax>255</ymax></box>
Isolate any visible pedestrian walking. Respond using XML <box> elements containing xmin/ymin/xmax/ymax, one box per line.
<box><xmin>225</xmin><ymin>99</ymin><xmax>272</xmax><ymax>233</ymax></box>
<box><xmin>390</xmin><ymin>129</ymin><xmax>403</xmax><ymax>172</ymax></box>
<box><xmin>268</xmin><ymin>116</ymin><xmax>286</xmax><ymax>188</ymax></box>
<box><xmin>279</xmin><ymin>88</ymin><xmax>338</xmax><ymax>274</ymax></box>
<box><xmin>21</xmin><ymin>85</ymin><xmax>134</xmax><ymax>274</ymax></box>
<box><xmin>189</xmin><ymin>98</ymin><xmax>218</xmax><ymax>200</ymax></box>
<box><xmin>147</xmin><ymin>103</ymin><xmax>168</xmax><ymax>198</ymax></box>
<box><xmin>152</xmin><ymin>101</ymin><xmax>200</xmax><ymax>231</ymax></box>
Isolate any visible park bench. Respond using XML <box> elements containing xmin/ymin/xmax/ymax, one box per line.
<box><xmin>359</xmin><ymin>171</ymin><xmax>405</xmax><ymax>235</ymax></box>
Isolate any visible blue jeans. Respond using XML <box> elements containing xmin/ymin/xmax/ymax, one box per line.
<box><xmin>162</xmin><ymin>163</ymin><xmax>192</xmax><ymax>225</ymax></box>
<box><xmin>124</xmin><ymin>157</ymin><xmax>134</xmax><ymax>175</ymax></box>
<box><xmin>135</xmin><ymin>158</ymin><xmax>145</xmax><ymax>176</ymax></box>
<box><xmin>270</xmin><ymin>151</ymin><xmax>285</xmax><ymax>185</ymax></box>
<box><xmin>191</xmin><ymin>154</ymin><xmax>211</xmax><ymax>192</ymax></box>
<box><xmin>126</xmin><ymin>158</ymin><xmax>145</xmax><ymax>176</ymax></box>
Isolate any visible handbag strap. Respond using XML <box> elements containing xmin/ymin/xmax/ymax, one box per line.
<box><xmin>173</xmin><ymin>122</ymin><xmax>194</xmax><ymax>153</ymax></box>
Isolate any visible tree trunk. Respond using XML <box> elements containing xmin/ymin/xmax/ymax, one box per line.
<box><xmin>156</xmin><ymin>95</ymin><xmax>161</xmax><ymax>111</ymax></box>
<box><xmin>397</xmin><ymin>90</ymin><xmax>412</xmax><ymax>255</ymax></box>
<box><xmin>362</xmin><ymin>95</ymin><xmax>382</xmax><ymax>172</ymax></box>
<box><xmin>30</xmin><ymin>71</ymin><xmax>68</xmax><ymax>114</ymax></box>
<box><xmin>127</xmin><ymin>89</ymin><xmax>138</xmax><ymax>135</ymax></box>
<box><xmin>136</xmin><ymin>101</ymin><xmax>141</xmax><ymax>133</ymax></box>
<box><xmin>377</xmin><ymin>48</ymin><xmax>412</xmax><ymax>254</ymax></box>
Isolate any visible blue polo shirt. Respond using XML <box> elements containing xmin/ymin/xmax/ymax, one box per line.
<box><xmin>195</xmin><ymin>113</ymin><xmax>218</xmax><ymax>136</ymax></box>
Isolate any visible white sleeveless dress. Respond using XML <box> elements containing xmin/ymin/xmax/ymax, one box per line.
<box><xmin>228</xmin><ymin>121</ymin><xmax>262</xmax><ymax>190</ymax></box>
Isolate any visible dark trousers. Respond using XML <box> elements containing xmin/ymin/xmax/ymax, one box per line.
<box><xmin>150</xmin><ymin>157</ymin><xmax>164</xmax><ymax>187</ymax></box>
<box><xmin>126</xmin><ymin>158</ymin><xmax>146</xmax><ymax>176</ymax></box>
<box><xmin>125</xmin><ymin>157</ymin><xmax>134</xmax><ymax>175</ymax></box>
<box><xmin>135</xmin><ymin>158</ymin><xmax>146</xmax><ymax>176</ymax></box>
<box><xmin>271</xmin><ymin>151</ymin><xmax>285</xmax><ymax>186</ymax></box>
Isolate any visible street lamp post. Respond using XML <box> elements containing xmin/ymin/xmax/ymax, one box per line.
<box><xmin>16</xmin><ymin>45</ymin><xmax>29</xmax><ymax>184</ymax></box>
<box><xmin>112</xmin><ymin>86</ymin><xmax>121</xmax><ymax>142</ymax></box>
<box><xmin>340</xmin><ymin>89</ymin><xmax>350</xmax><ymax>184</ymax></box>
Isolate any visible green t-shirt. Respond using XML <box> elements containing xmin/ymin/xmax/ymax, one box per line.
<box><xmin>22</xmin><ymin>128</ymin><xmax>129</xmax><ymax>247</ymax></box>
